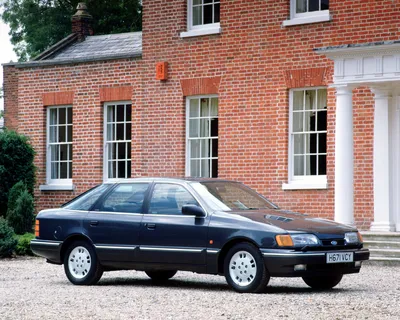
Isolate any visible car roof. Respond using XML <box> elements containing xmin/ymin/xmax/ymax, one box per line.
<box><xmin>108</xmin><ymin>177</ymin><xmax>236</xmax><ymax>184</ymax></box>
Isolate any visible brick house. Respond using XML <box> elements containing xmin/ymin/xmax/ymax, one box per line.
<box><xmin>3</xmin><ymin>0</ymin><xmax>400</xmax><ymax>232</ymax></box>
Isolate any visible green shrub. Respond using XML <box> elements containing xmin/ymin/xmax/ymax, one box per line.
<box><xmin>15</xmin><ymin>233</ymin><xmax>35</xmax><ymax>256</ymax></box>
<box><xmin>0</xmin><ymin>217</ymin><xmax>17</xmax><ymax>257</ymax></box>
<box><xmin>6</xmin><ymin>185</ymin><xmax>35</xmax><ymax>235</ymax></box>
<box><xmin>0</xmin><ymin>130</ymin><xmax>36</xmax><ymax>217</ymax></box>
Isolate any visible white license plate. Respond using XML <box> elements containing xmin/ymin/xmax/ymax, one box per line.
<box><xmin>326</xmin><ymin>252</ymin><xmax>354</xmax><ymax>264</ymax></box>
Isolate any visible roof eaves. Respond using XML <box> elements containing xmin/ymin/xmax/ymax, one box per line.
<box><xmin>3</xmin><ymin>52</ymin><xmax>142</xmax><ymax>69</ymax></box>
<box><xmin>33</xmin><ymin>33</ymin><xmax>79</xmax><ymax>61</ymax></box>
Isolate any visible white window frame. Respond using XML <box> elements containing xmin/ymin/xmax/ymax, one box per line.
<box><xmin>103</xmin><ymin>101</ymin><xmax>132</xmax><ymax>182</ymax></box>
<box><xmin>283</xmin><ymin>87</ymin><xmax>328</xmax><ymax>190</ymax></box>
<box><xmin>40</xmin><ymin>105</ymin><xmax>74</xmax><ymax>191</ymax></box>
<box><xmin>180</xmin><ymin>0</ymin><xmax>221</xmax><ymax>38</ymax></box>
<box><xmin>283</xmin><ymin>0</ymin><xmax>331</xmax><ymax>27</ymax></box>
<box><xmin>185</xmin><ymin>95</ymin><xmax>218</xmax><ymax>178</ymax></box>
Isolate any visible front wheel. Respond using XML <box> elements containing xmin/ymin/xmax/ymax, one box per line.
<box><xmin>224</xmin><ymin>243</ymin><xmax>270</xmax><ymax>293</ymax></box>
<box><xmin>145</xmin><ymin>270</ymin><xmax>177</xmax><ymax>281</ymax></box>
<box><xmin>63</xmin><ymin>241</ymin><xmax>103</xmax><ymax>285</ymax></box>
<box><xmin>302</xmin><ymin>274</ymin><xmax>343</xmax><ymax>290</ymax></box>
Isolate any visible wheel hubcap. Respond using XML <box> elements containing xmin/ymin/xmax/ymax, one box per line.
<box><xmin>68</xmin><ymin>246</ymin><xmax>91</xmax><ymax>279</ymax></box>
<box><xmin>229</xmin><ymin>250</ymin><xmax>257</xmax><ymax>287</ymax></box>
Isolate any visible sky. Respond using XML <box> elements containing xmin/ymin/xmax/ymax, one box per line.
<box><xmin>0</xmin><ymin>13</ymin><xmax>18</xmax><ymax>111</ymax></box>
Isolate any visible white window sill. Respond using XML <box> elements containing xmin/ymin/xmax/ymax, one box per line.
<box><xmin>283</xmin><ymin>12</ymin><xmax>331</xmax><ymax>27</ymax></box>
<box><xmin>180</xmin><ymin>26</ymin><xmax>221</xmax><ymax>38</ymax></box>
<box><xmin>39</xmin><ymin>184</ymin><xmax>75</xmax><ymax>191</ymax></box>
<box><xmin>282</xmin><ymin>181</ymin><xmax>328</xmax><ymax>190</ymax></box>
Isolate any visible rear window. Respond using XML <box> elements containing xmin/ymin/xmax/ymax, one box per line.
<box><xmin>64</xmin><ymin>184</ymin><xmax>110</xmax><ymax>211</ymax></box>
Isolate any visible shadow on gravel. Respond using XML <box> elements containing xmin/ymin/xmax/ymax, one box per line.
<box><xmin>96</xmin><ymin>278</ymin><xmax>231</xmax><ymax>292</ymax></box>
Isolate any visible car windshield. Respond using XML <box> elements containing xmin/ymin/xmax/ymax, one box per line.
<box><xmin>63</xmin><ymin>184</ymin><xmax>110</xmax><ymax>211</ymax></box>
<box><xmin>191</xmin><ymin>181</ymin><xmax>278</xmax><ymax>211</ymax></box>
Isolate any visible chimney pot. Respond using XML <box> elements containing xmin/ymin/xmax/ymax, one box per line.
<box><xmin>71</xmin><ymin>2</ymin><xmax>93</xmax><ymax>42</ymax></box>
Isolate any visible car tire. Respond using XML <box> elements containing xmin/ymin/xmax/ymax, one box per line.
<box><xmin>145</xmin><ymin>270</ymin><xmax>177</xmax><ymax>281</ymax></box>
<box><xmin>302</xmin><ymin>274</ymin><xmax>343</xmax><ymax>290</ymax></box>
<box><xmin>224</xmin><ymin>242</ymin><xmax>270</xmax><ymax>293</ymax></box>
<box><xmin>63</xmin><ymin>241</ymin><xmax>103</xmax><ymax>285</ymax></box>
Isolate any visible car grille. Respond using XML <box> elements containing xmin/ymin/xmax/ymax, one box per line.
<box><xmin>301</xmin><ymin>238</ymin><xmax>360</xmax><ymax>251</ymax></box>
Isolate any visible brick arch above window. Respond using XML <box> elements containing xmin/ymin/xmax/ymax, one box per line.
<box><xmin>99</xmin><ymin>86</ymin><xmax>133</xmax><ymax>102</ymax></box>
<box><xmin>284</xmin><ymin>67</ymin><xmax>327</xmax><ymax>88</ymax></box>
<box><xmin>180</xmin><ymin>76</ymin><xmax>221</xmax><ymax>97</ymax></box>
<box><xmin>42</xmin><ymin>91</ymin><xmax>74</xmax><ymax>106</ymax></box>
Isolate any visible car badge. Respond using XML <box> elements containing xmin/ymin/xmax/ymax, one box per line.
<box><xmin>331</xmin><ymin>241</ymin><xmax>338</xmax><ymax>245</ymax></box>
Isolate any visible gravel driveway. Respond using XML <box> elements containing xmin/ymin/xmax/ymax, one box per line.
<box><xmin>0</xmin><ymin>257</ymin><xmax>398</xmax><ymax>320</ymax></box>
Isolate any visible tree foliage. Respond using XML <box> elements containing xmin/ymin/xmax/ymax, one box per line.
<box><xmin>0</xmin><ymin>0</ymin><xmax>142</xmax><ymax>61</ymax></box>
<box><xmin>0</xmin><ymin>217</ymin><xmax>17</xmax><ymax>257</ymax></box>
<box><xmin>0</xmin><ymin>130</ymin><xmax>36</xmax><ymax>217</ymax></box>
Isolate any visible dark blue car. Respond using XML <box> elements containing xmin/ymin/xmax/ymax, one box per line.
<box><xmin>31</xmin><ymin>178</ymin><xmax>369</xmax><ymax>293</ymax></box>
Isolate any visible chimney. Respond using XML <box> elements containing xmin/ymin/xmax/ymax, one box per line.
<box><xmin>71</xmin><ymin>3</ymin><xmax>93</xmax><ymax>42</ymax></box>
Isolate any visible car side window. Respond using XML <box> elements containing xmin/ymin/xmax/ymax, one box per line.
<box><xmin>101</xmin><ymin>183</ymin><xmax>149</xmax><ymax>213</ymax></box>
<box><xmin>149</xmin><ymin>184</ymin><xmax>199</xmax><ymax>215</ymax></box>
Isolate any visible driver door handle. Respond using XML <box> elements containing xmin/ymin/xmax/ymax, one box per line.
<box><xmin>145</xmin><ymin>223</ymin><xmax>156</xmax><ymax>230</ymax></box>
<box><xmin>90</xmin><ymin>221</ymin><xmax>99</xmax><ymax>226</ymax></box>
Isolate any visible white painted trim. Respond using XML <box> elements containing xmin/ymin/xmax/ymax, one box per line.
<box><xmin>282</xmin><ymin>181</ymin><xmax>328</xmax><ymax>190</ymax></box>
<box><xmin>39</xmin><ymin>184</ymin><xmax>75</xmax><ymax>191</ymax></box>
<box><xmin>283</xmin><ymin>12</ymin><xmax>331</xmax><ymax>27</ymax></box>
<box><xmin>180</xmin><ymin>26</ymin><xmax>221</xmax><ymax>38</ymax></box>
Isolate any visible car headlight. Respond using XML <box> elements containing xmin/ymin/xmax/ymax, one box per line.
<box><xmin>345</xmin><ymin>232</ymin><xmax>362</xmax><ymax>244</ymax></box>
<box><xmin>276</xmin><ymin>234</ymin><xmax>320</xmax><ymax>247</ymax></box>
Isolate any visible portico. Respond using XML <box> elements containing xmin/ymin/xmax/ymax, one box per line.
<box><xmin>317</xmin><ymin>42</ymin><xmax>400</xmax><ymax>231</ymax></box>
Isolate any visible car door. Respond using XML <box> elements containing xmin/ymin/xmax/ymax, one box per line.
<box><xmin>137</xmin><ymin>182</ymin><xmax>209</xmax><ymax>266</ymax></box>
<box><xmin>84</xmin><ymin>182</ymin><xmax>150</xmax><ymax>262</ymax></box>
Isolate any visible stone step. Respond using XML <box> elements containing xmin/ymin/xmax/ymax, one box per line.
<box><xmin>361</xmin><ymin>232</ymin><xmax>400</xmax><ymax>242</ymax></box>
<box><xmin>367</xmin><ymin>248</ymin><xmax>400</xmax><ymax>258</ymax></box>
<box><xmin>360</xmin><ymin>232</ymin><xmax>400</xmax><ymax>264</ymax></box>
<box><xmin>365</xmin><ymin>256</ymin><xmax>400</xmax><ymax>266</ymax></box>
<box><xmin>363</xmin><ymin>240</ymin><xmax>400</xmax><ymax>249</ymax></box>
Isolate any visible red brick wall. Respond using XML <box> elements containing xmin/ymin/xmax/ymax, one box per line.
<box><xmin>139</xmin><ymin>0</ymin><xmax>400</xmax><ymax>229</ymax></box>
<box><xmin>6</xmin><ymin>0</ymin><xmax>397</xmax><ymax>229</ymax></box>
<box><xmin>15</xmin><ymin>59</ymin><xmax>142</xmax><ymax>211</ymax></box>
<box><xmin>3</xmin><ymin>65</ymin><xmax>19</xmax><ymax>131</ymax></box>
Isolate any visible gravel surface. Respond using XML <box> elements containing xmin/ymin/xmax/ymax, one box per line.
<box><xmin>0</xmin><ymin>257</ymin><xmax>399</xmax><ymax>320</ymax></box>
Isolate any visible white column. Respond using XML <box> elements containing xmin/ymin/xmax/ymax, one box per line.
<box><xmin>334</xmin><ymin>85</ymin><xmax>354</xmax><ymax>225</ymax></box>
<box><xmin>370</xmin><ymin>88</ymin><xmax>395</xmax><ymax>231</ymax></box>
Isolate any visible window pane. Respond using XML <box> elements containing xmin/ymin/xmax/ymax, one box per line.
<box><xmin>296</xmin><ymin>0</ymin><xmax>307</xmax><ymax>13</ymax></box>
<box><xmin>118</xmin><ymin>142</ymin><xmax>127</xmax><ymax>160</ymax></box>
<box><xmin>108</xmin><ymin>161</ymin><xmax>116</xmax><ymax>179</ymax></box>
<box><xmin>293</xmin><ymin>112</ymin><xmax>303</xmax><ymax>132</ymax></box>
<box><xmin>126</xmin><ymin>104</ymin><xmax>132</xmax><ymax>121</ymax></box>
<box><xmin>318</xmin><ymin>155</ymin><xmax>327</xmax><ymax>175</ymax></box>
<box><xmin>127</xmin><ymin>160</ymin><xmax>131</xmax><ymax>178</ymax></box>
<box><xmin>117</xmin><ymin>161</ymin><xmax>126</xmax><ymax>178</ymax></box>
<box><xmin>294</xmin><ymin>155</ymin><xmax>304</xmax><ymax>175</ymax></box>
<box><xmin>49</xmin><ymin>126</ymin><xmax>57</xmax><ymax>143</ymax></box>
<box><xmin>189</xmin><ymin>119</ymin><xmax>199</xmax><ymax>138</ymax></box>
<box><xmin>321</xmin><ymin>0</ymin><xmax>329</xmax><ymax>10</ymax></box>
<box><xmin>306</xmin><ymin>154</ymin><xmax>317</xmax><ymax>175</ymax></box>
<box><xmin>191</xmin><ymin>160</ymin><xmax>200</xmax><ymax>177</ymax></box>
<box><xmin>67</xmin><ymin>108</ymin><xmax>72</xmax><ymax>124</ymax></box>
<box><xmin>67</xmin><ymin>126</ymin><xmax>72</xmax><ymax>142</ymax></box>
<box><xmin>309</xmin><ymin>0</ymin><xmax>320</xmax><ymax>12</ymax></box>
<box><xmin>127</xmin><ymin>142</ymin><xmax>131</xmax><ymax>159</ymax></box>
<box><xmin>126</xmin><ymin>123</ymin><xmax>132</xmax><ymax>140</ymax></box>
<box><xmin>190</xmin><ymin>140</ymin><xmax>201</xmax><ymax>158</ymax></box>
<box><xmin>210</xmin><ymin>98</ymin><xmax>218</xmax><ymax>116</ymax></box>
<box><xmin>117</xmin><ymin>105</ymin><xmax>125</xmax><ymax>122</ymax></box>
<box><xmin>201</xmin><ymin>159</ymin><xmax>210</xmax><ymax>177</ymax></box>
<box><xmin>211</xmin><ymin>159</ymin><xmax>218</xmax><ymax>178</ymax></box>
<box><xmin>316</xmin><ymin>110</ymin><xmax>327</xmax><ymax>131</ymax></box>
<box><xmin>108</xmin><ymin>143</ymin><xmax>116</xmax><ymax>161</ymax></box>
<box><xmin>193</xmin><ymin>0</ymin><xmax>201</xmax><ymax>5</ymax></box>
<box><xmin>50</xmin><ymin>109</ymin><xmax>57</xmax><ymax>125</ymax></box>
<box><xmin>304</xmin><ymin>111</ymin><xmax>315</xmax><ymax>131</ymax></box>
<box><xmin>214</xmin><ymin>3</ymin><xmax>220</xmax><ymax>23</ymax></box>
<box><xmin>116</xmin><ymin>124</ymin><xmax>124</xmax><ymax>140</ymax></box>
<box><xmin>68</xmin><ymin>162</ymin><xmax>72</xmax><ymax>179</ymax></box>
<box><xmin>68</xmin><ymin>145</ymin><xmax>73</xmax><ymax>161</ymax></box>
<box><xmin>190</xmin><ymin>99</ymin><xmax>200</xmax><ymax>117</ymax></box>
<box><xmin>211</xmin><ymin>138</ymin><xmax>218</xmax><ymax>157</ymax></box>
<box><xmin>200</xmin><ymin>98</ymin><xmax>209</xmax><ymax>117</ymax></box>
<box><xmin>107</xmin><ymin>124</ymin><xmax>115</xmax><ymax>141</ymax></box>
<box><xmin>51</xmin><ymin>162</ymin><xmax>59</xmax><ymax>179</ymax></box>
<box><xmin>193</xmin><ymin>6</ymin><xmax>202</xmax><ymax>25</ymax></box>
<box><xmin>318</xmin><ymin>133</ymin><xmax>327</xmax><ymax>153</ymax></box>
<box><xmin>294</xmin><ymin>134</ymin><xmax>304</xmax><ymax>155</ymax></box>
<box><xmin>59</xmin><ymin>108</ymin><xmax>66</xmax><ymax>124</ymax></box>
<box><xmin>60</xmin><ymin>144</ymin><xmax>68</xmax><ymax>161</ymax></box>
<box><xmin>201</xmin><ymin>139</ymin><xmax>210</xmax><ymax>158</ymax></box>
<box><xmin>60</xmin><ymin>162</ymin><xmax>68</xmax><ymax>179</ymax></box>
<box><xmin>210</xmin><ymin>118</ymin><xmax>218</xmax><ymax>137</ymax></box>
<box><xmin>293</xmin><ymin>91</ymin><xmax>304</xmax><ymax>111</ymax></box>
<box><xmin>317</xmin><ymin>89</ymin><xmax>327</xmax><ymax>109</ymax></box>
<box><xmin>204</xmin><ymin>4</ymin><xmax>213</xmax><ymax>24</ymax></box>
<box><xmin>306</xmin><ymin>133</ymin><xmax>317</xmax><ymax>154</ymax></box>
<box><xmin>305</xmin><ymin>90</ymin><xmax>316</xmax><ymax>110</ymax></box>
<box><xmin>51</xmin><ymin>145</ymin><xmax>59</xmax><ymax>161</ymax></box>
<box><xmin>107</xmin><ymin>105</ymin><xmax>115</xmax><ymax>123</ymax></box>
<box><xmin>200</xmin><ymin>119</ymin><xmax>210</xmax><ymax>137</ymax></box>
<box><xmin>58</xmin><ymin>125</ymin><xmax>66</xmax><ymax>142</ymax></box>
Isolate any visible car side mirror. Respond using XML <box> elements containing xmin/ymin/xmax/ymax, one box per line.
<box><xmin>182</xmin><ymin>205</ymin><xmax>206</xmax><ymax>217</ymax></box>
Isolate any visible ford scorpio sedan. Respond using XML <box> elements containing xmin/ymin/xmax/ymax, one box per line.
<box><xmin>31</xmin><ymin>178</ymin><xmax>369</xmax><ymax>293</ymax></box>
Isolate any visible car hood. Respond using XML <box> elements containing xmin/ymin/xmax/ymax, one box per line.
<box><xmin>227</xmin><ymin>209</ymin><xmax>356</xmax><ymax>236</ymax></box>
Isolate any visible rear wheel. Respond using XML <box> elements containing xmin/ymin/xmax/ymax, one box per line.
<box><xmin>145</xmin><ymin>270</ymin><xmax>177</xmax><ymax>281</ymax></box>
<box><xmin>224</xmin><ymin>243</ymin><xmax>270</xmax><ymax>293</ymax></box>
<box><xmin>63</xmin><ymin>241</ymin><xmax>103</xmax><ymax>285</ymax></box>
<box><xmin>302</xmin><ymin>274</ymin><xmax>343</xmax><ymax>290</ymax></box>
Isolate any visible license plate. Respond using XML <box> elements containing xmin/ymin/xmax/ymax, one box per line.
<box><xmin>326</xmin><ymin>252</ymin><xmax>354</xmax><ymax>264</ymax></box>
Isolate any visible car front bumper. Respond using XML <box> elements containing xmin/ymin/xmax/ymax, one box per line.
<box><xmin>260</xmin><ymin>248</ymin><xmax>370</xmax><ymax>277</ymax></box>
<box><xmin>31</xmin><ymin>239</ymin><xmax>63</xmax><ymax>264</ymax></box>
